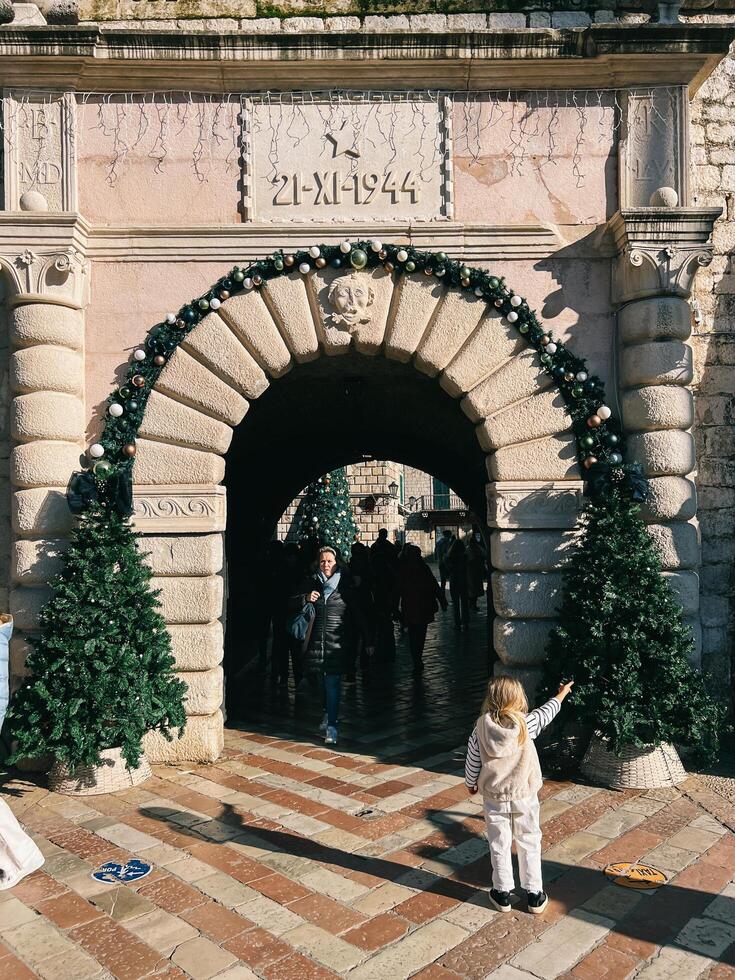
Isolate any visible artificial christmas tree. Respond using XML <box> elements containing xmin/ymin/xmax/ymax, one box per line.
<box><xmin>7</xmin><ymin>505</ymin><xmax>186</xmax><ymax>791</ymax></box>
<box><xmin>294</xmin><ymin>469</ymin><xmax>358</xmax><ymax>558</ymax></box>
<box><xmin>542</xmin><ymin>491</ymin><xmax>723</xmax><ymax>785</ymax></box>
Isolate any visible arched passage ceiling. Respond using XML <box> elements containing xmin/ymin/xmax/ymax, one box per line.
<box><xmin>225</xmin><ymin>351</ymin><xmax>488</xmax><ymax>543</ymax></box>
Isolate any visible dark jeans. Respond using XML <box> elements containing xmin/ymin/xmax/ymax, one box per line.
<box><xmin>449</xmin><ymin>581</ymin><xmax>469</xmax><ymax>626</ymax></box>
<box><xmin>321</xmin><ymin>673</ymin><xmax>341</xmax><ymax>727</ymax></box>
<box><xmin>407</xmin><ymin>624</ymin><xmax>428</xmax><ymax>668</ymax></box>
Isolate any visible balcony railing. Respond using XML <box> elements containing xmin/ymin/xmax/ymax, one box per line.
<box><xmin>405</xmin><ymin>493</ymin><xmax>467</xmax><ymax>513</ymax></box>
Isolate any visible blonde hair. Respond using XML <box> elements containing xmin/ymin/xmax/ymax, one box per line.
<box><xmin>481</xmin><ymin>675</ymin><xmax>529</xmax><ymax>746</ymax></box>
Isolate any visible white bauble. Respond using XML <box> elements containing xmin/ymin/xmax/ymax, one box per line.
<box><xmin>165</xmin><ymin>313</ymin><xmax>176</xmax><ymax>324</ymax></box>
<box><xmin>370</xmin><ymin>240</ymin><xmax>382</xmax><ymax>253</ymax></box>
<box><xmin>309</xmin><ymin>246</ymin><xmax>321</xmax><ymax>258</ymax></box>
<box><xmin>597</xmin><ymin>405</ymin><xmax>612</xmax><ymax>420</ymax></box>
<box><xmin>209</xmin><ymin>297</ymin><xmax>221</xmax><ymax>310</ymax></box>
<box><xmin>546</xmin><ymin>343</ymin><xmax>557</xmax><ymax>354</ymax></box>
<box><xmin>89</xmin><ymin>443</ymin><xmax>105</xmax><ymax>458</ymax></box>
<box><xmin>396</xmin><ymin>249</ymin><xmax>408</xmax><ymax>262</ymax></box>
<box><xmin>299</xmin><ymin>263</ymin><xmax>311</xmax><ymax>275</ymax></box>
<box><xmin>507</xmin><ymin>311</ymin><xmax>519</xmax><ymax>323</ymax></box>
<box><xmin>340</xmin><ymin>241</ymin><xmax>352</xmax><ymax>253</ymax></box>
<box><xmin>510</xmin><ymin>295</ymin><xmax>522</xmax><ymax>307</ymax></box>
<box><xmin>133</xmin><ymin>349</ymin><xmax>146</xmax><ymax>361</ymax></box>
<box><xmin>108</xmin><ymin>403</ymin><xmax>124</xmax><ymax>418</ymax></box>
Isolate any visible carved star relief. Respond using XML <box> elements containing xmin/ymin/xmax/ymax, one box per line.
<box><xmin>327</xmin><ymin>122</ymin><xmax>361</xmax><ymax>159</ymax></box>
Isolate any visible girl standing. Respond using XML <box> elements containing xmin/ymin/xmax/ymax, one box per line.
<box><xmin>465</xmin><ymin>675</ymin><xmax>574</xmax><ymax>914</ymax></box>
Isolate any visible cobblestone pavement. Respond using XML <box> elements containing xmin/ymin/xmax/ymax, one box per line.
<box><xmin>1</xmin><ymin>603</ymin><xmax>734</xmax><ymax>979</ymax></box>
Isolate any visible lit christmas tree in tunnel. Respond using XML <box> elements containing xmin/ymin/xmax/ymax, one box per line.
<box><xmin>294</xmin><ymin>468</ymin><xmax>359</xmax><ymax>559</ymax></box>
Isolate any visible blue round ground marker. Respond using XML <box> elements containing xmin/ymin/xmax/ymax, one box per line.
<box><xmin>91</xmin><ymin>859</ymin><xmax>152</xmax><ymax>884</ymax></box>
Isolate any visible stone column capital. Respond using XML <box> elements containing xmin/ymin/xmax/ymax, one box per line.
<box><xmin>0</xmin><ymin>215</ymin><xmax>90</xmax><ymax>308</ymax></box>
<box><xmin>609</xmin><ymin>207</ymin><xmax>722</xmax><ymax>305</ymax></box>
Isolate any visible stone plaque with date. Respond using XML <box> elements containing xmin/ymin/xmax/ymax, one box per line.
<box><xmin>243</xmin><ymin>96</ymin><xmax>452</xmax><ymax>223</ymax></box>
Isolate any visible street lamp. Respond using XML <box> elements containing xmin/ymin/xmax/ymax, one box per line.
<box><xmin>388</xmin><ymin>481</ymin><xmax>399</xmax><ymax>499</ymax></box>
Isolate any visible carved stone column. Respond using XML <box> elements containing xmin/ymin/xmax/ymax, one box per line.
<box><xmin>486</xmin><ymin>481</ymin><xmax>583</xmax><ymax>699</ymax></box>
<box><xmin>610</xmin><ymin>207</ymin><xmax>722</xmax><ymax>667</ymax></box>
<box><xmin>0</xmin><ymin>231</ymin><xmax>89</xmax><ymax>696</ymax></box>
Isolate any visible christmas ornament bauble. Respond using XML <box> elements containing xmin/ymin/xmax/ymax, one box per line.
<box><xmin>519</xmin><ymin>323</ymin><xmax>529</xmax><ymax>334</ymax></box>
<box><xmin>273</xmin><ymin>260</ymin><xmax>283</xmax><ymax>272</ymax></box>
<box><xmin>576</xmin><ymin>371</ymin><xmax>588</xmax><ymax>382</ymax></box>
<box><xmin>89</xmin><ymin>443</ymin><xmax>105</xmax><ymax>458</ymax></box>
<box><xmin>385</xmin><ymin>262</ymin><xmax>395</xmax><ymax>272</ymax></box>
<box><xmin>423</xmin><ymin>266</ymin><xmax>433</xmax><ymax>276</ymax></box>
<box><xmin>154</xmin><ymin>355</ymin><xmax>166</xmax><ymax>367</ymax></box>
<box><xmin>309</xmin><ymin>245</ymin><xmax>321</xmax><ymax>258</ymax></box>
<box><xmin>378</xmin><ymin>249</ymin><xmax>387</xmax><ymax>260</ymax></box>
<box><xmin>489</xmin><ymin>276</ymin><xmax>500</xmax><ymax>288</ymax></box>
<box><xmin>175</xmin><ymin>318</ymin><xmax>185</xmax><ymax>329</ymax></box>
<box><xmin>165</xmin><ymin>313</ymin><xmax>176</xmax><ymax>325</ymax></box>
<box><xmin>587</xmin><ymin>415</ymin><xmax>602</xmax><ymax>428</ymax></box>
<box><xmin>92</xmin><ymin>459</ymin><xmax>113</xmax><ymax>479</ymax></box>
<box><xmin>132</xmin><ymin>375</ymin><xmax>146</xmax><ymax>388</ymax></box>
<box><xmin>435</xmin><ymin>251</ymin><xmax>447</xmax><ymax>263</ymax></box>
<box><xmin>582</xmin><ymin>435</ymin><xmax>595</xmax><ymax>448</ymax></box>
<box><xmin>610</xmin><ymin>452</ymin><xmax>623</xmax><ymax>465</ymax></box>
<box><xmin>507</xmin><ymin>311</ymin><xmax>519</xmax><ymax>323</ymax></box>
<box><xmin>510</xmin><ymin>295</ymin><xmax>522</xmax><ymax>307</ymax></box>
<box><xmin>583</xmin><ymin>456</ymin><xmax>598</xmax><ymax>469</ymax></box>
<box><xmin>253</xmin><ymin>274</ymin><xmax>263</xmax><ymax>286</ymax></box>
<box><xmin>474</xmin><ymin>287</ymin><xmax>484</xmax><ymax>297</ymax></box>
<box><xmin>370</xmin><ymin>240</ymin><xmax>382</xmax><ymax>253</ymax></box>
<box><xmin>182</xmin><ymin>308</ymin><xmax>197</xmax><ymax>324</ymax></box>
<box><xmin>546</xmin><ymin>343</ymin><xmax>558</xmax><ymax>354</ymax></box>
<box><xmin>284</xmin><ymin>254</ymin><xmax>295</xmax><ymax>266</ymax></box>
<box><xmin>331</xmin><ymin>258</ymin><xmax>342</xmax><ymax>268</ymax></box>
<box><xmin>460</xmin><ymin>266</ymin><xmax>471</xmax><ymax>279</ymax></box>
<box><xmin>123</xmin><ymin>443</ymin><xmax>137</xmax><ymax>458</ymax></box>
<box><xmin>340</xmin><ymin>241</ymin><xmax>352</xmax><ymax>253</ymax></box>
<box><xmin>232</xmin><ymin>269</ymin><xmax>245</xmax><ymax>282</ymax></box>
<box><xmin>127</xmin><ymin>400</ymin><xmax>138</xmax><ymax>411</ymax></box>
<box><xmin>219</xmin><ymin>289</ymin><xmax>230</xmax><ymax>300</ymax></box>
<box><xmin>597</xmin><ymin>405</ymin><xmax>612</xmax><ymax>420</ymax></box>
<box><xmin>198</xmin><ymin>299</ymin><xmax>209</xmax><ymax>311</ymax></box>
<box><xmin>436</xmin><ymin>266</ymin><xmax>445</xmax><ymax>277</ymax></box>
<box><xmin>571</xmin><ymin>384</ymin><xmax>584</xmax><ymax>398</ymax></box>
<box><xmin>564</xmin><ymin>371</ymin><xmax>575</xmax><ymax>382</ymax></box>
<box><xmin>209</xmin><ymin>297</ymin><xmax>221</xmax><ymax>310</ymax></box>
<box><xmin>108</xmin><ymin>403</ymin><xmax>124</xmax><ymax>418</ymax></box>
<box><xmin>299</xmin><ymin>262</ymin><xmax>311</xmax><ymax>274</ymax></box>
<box><xmin>494</xmin><ymin>299</ymin><xmax>503</xmax><ymax>308</ymax></box>
<box><xmin>350</xmin><ymin>249</ymin><xmax>368</xmax><ymax>269</ymax></box>
<box><xmin>604</xmin><ymin>433</ymin><xmax>619</xmax><ymax>447</ymax></box>
<box><xmin>316</xmin><ymin>257</ymin><xmax>327</xmax><ymax>268</ymax></box>
<box><xmin>553</xmin><ymin>365</ymin><xmax>566</xmax><ymax>378</ymax></box>
<box><xmin>133</xmin><ymin>349</ymin><xmax>146</xmax><ymax>361</ymax></box>
<box><xmin>396</xmin><ymin>249</ymin><xmax>408</xmax><ymax>262</ymax></box>
<box><xmin>221</xmin><ymin>278</ymin><xmax>233</xmax><ymax>289</ymax></box>
<box><xmin>540</xmin><ymin>334</ymin><xmax>550</xmax><ymax>345</ymax></box>
<box><xmin>405</xmin><ymin>261</ymin><xmax>416</xmax><ymax>272</ymax></box>
<box><xmin>461</xmin><ymin>277</ymin><xmax>470</xmax><ymax>287</ymax></box>
<box><xmin>243</xmin><ymin>278</ymin><xmax>253</xmax><ymax>290</ymax></box>
<box><xmin>540</xmin><ymin>353</ymin><xmax>552</xmax><ymax>365</ymax></box>
<box><xmin>119</xmin><ymin>386</ymin><xmax>131</xmax><ymax>399</ymax></box>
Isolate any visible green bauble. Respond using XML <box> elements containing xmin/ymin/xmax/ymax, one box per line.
<box><xmin>581</xmin><ymin>435</ymin><xmax>595</xmax><ymax>449</ymax></box>
<box><xmin>405</xmin><ymin>261</ymin><xmax>416</xmax><ymax>272</ymax></box>
<box><xmin>540</xmin><ymin>353</ymin><xmax>552</xmax><ymax>365</ymax></box>
<box><xmin>571</xmin><ymin>384</ymin><xmax>584</xmax><ymax>398</ymax></box>
<box><xmin>435</xmin><ymin>251</ymin><xmax>447</xmax><ymax>264</ymax></box>
<box><xmin>460</xmin><ymin>265</ymin><xmax>471</xmax><ymax>279</ymax></box>
<box><xmin>350</xmin><ymin>248</ymin><xmax>368</xmax><ymax>270</ymax></box>
<box><xmin>232</xmin><ymin>270</ymin><xmax>245</xmax><ymax>283</ymax></box>
<box><xmin>92</xmin><ymin>459</ymin><xmax>113</xmax><ymax>480</ymax></box>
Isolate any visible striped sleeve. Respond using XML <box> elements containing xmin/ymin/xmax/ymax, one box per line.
<box><xmin>525</xmin><ymin>697</ymin><xmax>561</xmax><ymax>740</ymax></box>
<box><xmin>465</xmin><ymin>729</ymin><xmax>482</xmax><ymax>788</ymax></box>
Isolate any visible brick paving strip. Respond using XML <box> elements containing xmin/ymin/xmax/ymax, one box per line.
<box><xmin>1</xmin><ymin>729</ymin><xmax>734</xmax><ymax>980</ymax></box>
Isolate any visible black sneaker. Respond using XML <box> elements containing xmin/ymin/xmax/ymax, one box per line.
<box><xmin>527</xmin><ymin>891</ymin><xmax>548</xmax><ymax>914</ymax></box>
<box><xmin>488</xmin><ymin>889</ymin><xmax>512</xmax><ymax>913</ymax></box>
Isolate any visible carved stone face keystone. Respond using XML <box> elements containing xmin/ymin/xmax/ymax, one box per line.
<box><xmin>326</xmin><ymin>274</ymin><xmax>375</xmax><ymax>329</ymax></box>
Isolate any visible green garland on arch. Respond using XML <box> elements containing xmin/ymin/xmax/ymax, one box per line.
<box><xmin>87</xmin><ymin>239</ymin><xmax>641</xmax><ymax>502</ymax></box>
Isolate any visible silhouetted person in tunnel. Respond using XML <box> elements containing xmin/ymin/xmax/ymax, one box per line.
<box><xmin>347</xmin><ymin>541</ymin><xmax>374</xmax><ymax>682</ymax></box>
<box><xmin>370</xmin><ymin>529</ymin><xmax>399</xmax><ymax>661</ymax></box>
<box><xmin>435</xmin><ymin>528</ymin><xmax>454</xmax><ymax>595</ymax></box>
<box><xmin>447</xmin><ymin>533</ymin><xmax>470</xmax><ymax>629</ymax></box>
<box><xmin>397</xmin><ymin>545</ymin><xmax>447</xmax><ymax>674</ymax></box>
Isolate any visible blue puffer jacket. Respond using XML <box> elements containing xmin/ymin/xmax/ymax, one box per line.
<box><xmin>0</xmin><ymin>617</ymin><xmax>12</xmax><ymax>734</ymax></box>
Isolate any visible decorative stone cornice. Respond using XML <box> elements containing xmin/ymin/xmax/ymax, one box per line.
<box><xmin>0</xmin><ymin>215</ymin><xmax>90</xmax><ymax>307</ymax></box>
<box><xmin>609</xmin><ymin>207</ymin><xmax>722</xmax><ymax>304</ymax></box>
<box><xmin>132</xmin><ymin>485</ymin><xmax>227</xmax><ymax>533</ymax></box>
<box><xmin>0</xmin><ymin>24</ymin><xmax>731</xmax><ymax>91</ymax></box>
<box><xmin>487</xmin><ymin>481</ymin><xmax>583</xmax><ymax>530</ymax></box>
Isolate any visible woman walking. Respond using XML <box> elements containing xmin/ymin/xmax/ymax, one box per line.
<box><xmin>397</xmin><ymin>545</ymin><xmax>446</xmax><ymax>674</ymax></box>
<box><xmin>299</xmin><ymin>546</ymin><xmax>372</xmax><ymax>745</ymax></box>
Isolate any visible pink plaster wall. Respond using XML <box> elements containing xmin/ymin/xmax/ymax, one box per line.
<box><xmin>452</xmin><ymin>96</ymin><xmax>617</xmax><ymax>226</ymax></box>
<box><xmin>77</xmin><ymin>97</ymin><xmax>241</xmax><ymax>226</ymax></box>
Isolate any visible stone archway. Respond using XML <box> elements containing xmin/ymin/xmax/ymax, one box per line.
<box><xmin>129</xmin><ymin>257</ymin><xmax>585</xmax><ymax>763</ymax></box>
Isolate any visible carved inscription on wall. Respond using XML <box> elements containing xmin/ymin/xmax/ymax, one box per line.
<box><xmin>620</xmin><ymin>88</ymin><xmax>688</xmax><ymax>208</ymax></box>
<box><xmin>2</xmin><ymin>93</ymin><xmax>76</xmax><ymax>212</ymax></box>
<box><xmin>244</xmin><ymin>96</ymin><xmax>451</xmax><ymax>223</ymax></box>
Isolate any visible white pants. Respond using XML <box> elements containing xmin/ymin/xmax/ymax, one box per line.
<box><xmin>484</xmin><ymin>794</ymin><xmax>543</xmax><ymax>893</ymax></box>
<box><xmin>0</xmin><ymin>796</ymin><xmax>44</xmax><ymax>890</ymax></box>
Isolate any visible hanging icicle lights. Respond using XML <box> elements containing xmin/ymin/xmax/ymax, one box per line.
<box><xmin>0</xmin><ymin>88</ymin><xmax>681</xmax><ymax>187</ymax></box>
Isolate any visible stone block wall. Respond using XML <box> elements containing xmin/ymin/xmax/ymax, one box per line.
<box><xmin>0</xmin><ymin>301</ymin><xmax>10</xmax><ymax>616</ymax></box>
<box><xmin>689</xmin><ymin>39</ymin><xmax>735</xmax><ymax>700</ymax></box>
<box><xmin>276</xmin><ymin>460</ymin><xmax>404</xmax><ymax>547</ymax></box>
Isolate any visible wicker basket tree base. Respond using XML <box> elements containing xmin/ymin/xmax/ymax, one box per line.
<box><xmin>48</xmin><ymin>747</ymin><xmax>152</xmax><ymax>796</ymax></box>
<box><xmin>581</xmin><ymin>734</ymin><xmax>687</xmax><ymax>790</ymax></box>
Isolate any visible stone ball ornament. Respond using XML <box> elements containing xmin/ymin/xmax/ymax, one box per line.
<box><xmin>90</xmin><ymin>239</ymin><xmax>639</xmax><ymax>504</ymax></box>
<box><xmin>649</xmin><ymin>186</ymin><xmax>679</xmax><ymax>208</ymax></box>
